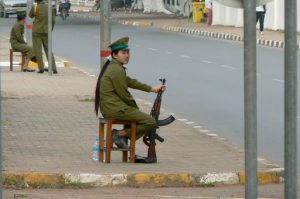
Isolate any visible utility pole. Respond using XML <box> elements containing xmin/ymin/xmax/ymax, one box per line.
<box><xmin>100</xmin><ymin>0</ymin><xmax>111</xmax><ymax>68</ymax></box>
<box><xmin>284</xmin><ymin>0</ymin><xmax>298</xmax><ymax>197</ymax></box>
<box><xmin>0</xmin><ymin>69</ymin><xmax>2</xmax><ymax>199</ymax></box>
<box><xmin>25</xmin><ymin>0</ymin><xmax>33</xmax><ymax>45</ymax></box>
<box><xmin>48</xmin><ymin>0</ymin><xmax>53</xmax><ymax>75</ymax></box>
<box><xmin>243</xmin><ymin>0</ymin><xmax>257</xmax><ymax>198</ymax></box>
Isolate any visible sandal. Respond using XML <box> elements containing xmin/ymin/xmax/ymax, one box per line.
<box><xmin>22</xmin><ymin>68</ymin><xmax>36</xmax><ymax>72</ymax></box>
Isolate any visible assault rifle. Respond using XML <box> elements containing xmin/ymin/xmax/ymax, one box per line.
<box><xmin>135</xmin><ymin>78</ymin><xmax>175</xmax><ymax>163</ymax></box>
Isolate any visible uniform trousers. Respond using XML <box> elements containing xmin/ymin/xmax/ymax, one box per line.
<box><xmin>11</xmin><ymin>43</ymin><xmax>34</xmax><ymax>60</ymax></box>
<box><xmin>32</xmin><ymin>32</ymin><xmax>57</xmax><ymax>71</ymax></box>
<box><xmin>104</xmin><ymin>107</ymin><xmax>156</xmax><ymax>139</ymax></box>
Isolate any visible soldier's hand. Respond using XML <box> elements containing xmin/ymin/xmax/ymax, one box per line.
<box><xmin>151</xmin><ymin>85</ymin><xmax>166</xmax><ymax>93</ymax></box>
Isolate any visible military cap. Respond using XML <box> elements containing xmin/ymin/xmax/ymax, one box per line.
<box><xmin>108</xmin><ymin>37</ymin><xmax>129</xmax><ymax>52</ymax></box>
<box><xmin>16</xmin><ymin>8</ymin><xmax>27</xmax><ymax>19</ymax></box>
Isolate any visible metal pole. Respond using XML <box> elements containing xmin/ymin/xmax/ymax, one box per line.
<box><xmin>243</xmin><ymin>0</ymin><xmax>257</xmax><ymax>198</ymax></box>
<box><xmin>25</xmin><ymin>0</ymin><xmax>33</xmax><ymax>45</ymax></box>
<box><xmin>48</xmin><ymin>0</ymin><xmax>53</xmax><ymax>75</ymax></box>
<box><xmin>100</xmin><ymin>0</ymin><xmax>111</xmax><ymax>68</ymax></box>
<box><xmin>0</xmin><ymin>60</ymin><xmax>3</xmax><ymax>199</ymax></box>
<box><xmin>284</xmin><ymin>0</ymin><xmax>298</xmax><ymax>197</ymax></box>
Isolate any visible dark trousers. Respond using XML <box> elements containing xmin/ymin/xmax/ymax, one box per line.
<box><xmin>256</xmin><ymin>11</ymin><xmax>265</xmax><ymax>31</ymax></box>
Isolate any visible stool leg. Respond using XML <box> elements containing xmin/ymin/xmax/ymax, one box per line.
<box><xmin>10</xmin><ymin>49</ymin><xmax>13</xmax><ymax>71</ymax></box>
<box><xmin>130</xmin><ymin>122</ymin><xmax>137</xmax><ymax>163</ymax></box>
<box><xmin>122</xmin><ymin>137</ymin><xmax>128</xmax><ymax>162</ymax></box>
<box><xmin>21</xmin><ymin>55</ymin><xmax>25</xmax><ymax>69</ymax></box>
<box><xmin>99</xmin><ymin>122</ymin><xmax>105</xmax><ymax>162</ymax></box>
<box><xmin>105</xmin><ymin>119</ymin><xmax>113</xmax><ymax>163</ymax></box>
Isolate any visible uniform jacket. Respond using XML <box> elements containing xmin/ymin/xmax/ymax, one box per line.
<box><xmin>100</xmin><ymin>59</ymin><xmax>152</xmax><ymax>115</ymax></box>
<box><xmin>29</xmin><ymin>2</ymin><xmax>55</xmax><ymax>33</ymax></box>
<box><xmin>10</xmin><ymin>22</ymin><xmax>25</xmax><ymax>46</ymax></box>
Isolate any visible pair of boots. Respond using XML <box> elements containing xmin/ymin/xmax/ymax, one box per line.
<box><xmin>112</xmin><ymin>129</ymin><xmax>129</xmax><ymax>149</ymax></box>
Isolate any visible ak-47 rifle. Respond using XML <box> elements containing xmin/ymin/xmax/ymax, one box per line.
<box><xmin>136</xmin><ymin>78</ymin><xmax>175</xmax><ymax>163</ymax></box>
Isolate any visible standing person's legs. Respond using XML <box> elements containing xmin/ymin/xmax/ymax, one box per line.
<box><xmin>259</xmin><ymin>13</ymin><xmax>265</xmax><ymax>32</ymax></box>
<box><xmin>130</xmin><ymin>0</ymin><xmax>136</xmax><ymax>13</ymax></box>
<box><xmin>32</xmin><ymin>33</ymin><xmax>44</xmax><ymax>71</ymax></box>
<box><xmin>206</xmin><ymin>8</ymin><xmax>212</xmax><ymax>25</ymax></box>
<box><xmin>42</xmin><ymin>34</ymin><xmax>57</xmax><ymax>72</ymax></box>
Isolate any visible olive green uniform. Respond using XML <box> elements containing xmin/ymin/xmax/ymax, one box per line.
<box><xmin>100</xmin><ymin>59</ymin><xmax>156</xmax><ymax>139</ymax></box>
<box><xmin>29</xmin><ymin>2</ymin><xmax>56</xmax><ymax>71</ymax></box>
<box><xmin>10</xmin><ymin>21</ymin><xmax>34</xmax><ymax>60</ymax></box>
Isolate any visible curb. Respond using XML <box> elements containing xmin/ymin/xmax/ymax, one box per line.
<box><xmin>163</xmin><ymin>26</ymin><xmax>300</xmax><ymax>50</ymax></box>
<box><xmin>3</xmin><ymin>168</ymin><xmax>284</xmax><ymax>188</ymax></box>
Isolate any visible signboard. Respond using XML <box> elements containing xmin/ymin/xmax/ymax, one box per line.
<box><xmin>214</xmin><ymin>0</ymin><xmax>273</xmax><ymax>8</ymax></box>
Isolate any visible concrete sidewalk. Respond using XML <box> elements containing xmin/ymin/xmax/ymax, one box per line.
<box><xmin>69</xmin><ymin>7</ymin><xmax>300</xmax><ymax>49</ymax></box>
<box><xmin>0</xmin><ymin>36</ymin><xmax>282</xmax><ymax>188</ymax></box>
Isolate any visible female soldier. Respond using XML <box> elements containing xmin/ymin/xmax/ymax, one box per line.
<box><xmin>95</xmin><ymin>37</ymin><xmax>164</xmax><ymax>148</ymax></box>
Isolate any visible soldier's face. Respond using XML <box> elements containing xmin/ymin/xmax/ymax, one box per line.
<box><xmin>113</xmin><ymin>49</ymin><xmax>130</xmax><ymax>65</ymax></box>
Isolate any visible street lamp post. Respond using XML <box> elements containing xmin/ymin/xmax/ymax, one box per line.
<box><xmin>100</xmin><ymin>0</ymin><xmax>111</xmax><ymax>68</ymax></box>
<box><xmin>25</xmin><ymin>0</ymin><xmax>33</xmax><ymax>45</ymax></box>
<box><xmin>48</xmin><ymin>0</ymin><xmax>53</xmax><ymax>75</ymax></box>
<box><xmin>243</xmin><ymin>0</ymin><xmax>257</xmax><ymax>198</ymax></box>
<box><xmin>284</xmin><ymin>0</ymin><xmax>298</xmax><ymax>198</ymax></box>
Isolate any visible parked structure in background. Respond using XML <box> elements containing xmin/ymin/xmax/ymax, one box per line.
<box><xmin>213</xmin><ymin>0</ymin><xmax>299</xmax><ymax>31</ymax></box>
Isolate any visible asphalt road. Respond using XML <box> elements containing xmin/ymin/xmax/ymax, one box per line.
<box><xmin>1</xmin><ymin>16</ymin><xmax>300</xmax><ymax>172</ymax></box>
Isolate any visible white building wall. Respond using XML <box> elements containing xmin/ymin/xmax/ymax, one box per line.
<box><xmin>213</xmin><ymin>0</ymin><xmax>300</xmax><ymax>31</ymax></box>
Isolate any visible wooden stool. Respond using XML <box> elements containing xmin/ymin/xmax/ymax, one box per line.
<box><xmin>10</xmin><ymin>49</ymin><xmax>25</xmax><ymax>71</ymax></box>
<box><xmin>98</xmin><ymin>118</ymin><xmax>137</xmax><ymax>163</ymax></box>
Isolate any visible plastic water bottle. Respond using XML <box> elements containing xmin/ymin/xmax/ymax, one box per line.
<box><xmin>92</xmin><ymin>137</ymin><xmax>99</xmax><ymax>161</ymax></box>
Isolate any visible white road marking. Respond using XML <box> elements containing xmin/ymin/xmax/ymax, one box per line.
<box><xmin>166</xmin><ymin>51</ymin><xmax>174</xmax><ymax>55</ymax></box>
<box><xmin>207</xmin><ymin>133</ymin><xmax>218</xmax><ymax>137</ymax></box>
<box><xmin>144</xmin><ymin>102</ymin><xmax>152</xmax><ymax>106</ymax></box>
<box><xmin>178</xmin><ymin>118</ymin><xmax>188</xmax><ymax>122</ymax></box>
<box><xmin>89</xmin><ymin>74</ymin><xmax>96</xmax><ymax>77</ymax></box>
<box><xmin>201</xmin><ymin>60</ymin><xmax>213</xmax><ymax>64</ymax></box>
<box><xmin>200</xmin><ymin>129</ymin><xmax>210</xmax><ymax>133</ymax></box>
<box><xmin>193</xmin><ymin>126</ymin><xmax>202</xmax><ymax>129</ymax></box>
<box><xmin>185</xmin><ymin>121</ymin><xmax>194</xmax><ymax>125</ymax></box>
<box><xmin>220</xmin><ymin>65</ymin><xmax>236</xmax><ymax>70</ymax></box>
<box><xmin>180</xmin><ymin>55</ymin><xmax>192</xmax><ymax>59</ymax></box>
<box><xmin>148</xmin><ymin>48</ymin><xmax>157</xmax><ymax>51</ymax></box>
<box><xmin>272</xmin><ymin>78</ymin><xmax>284</xmax><ymax>83</ymax></box>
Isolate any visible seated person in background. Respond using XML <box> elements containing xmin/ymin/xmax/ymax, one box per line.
<box><xmin>10</xmin><ymin>9</ymin><xmax>35</xmax><ymax>72</ymax></box>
